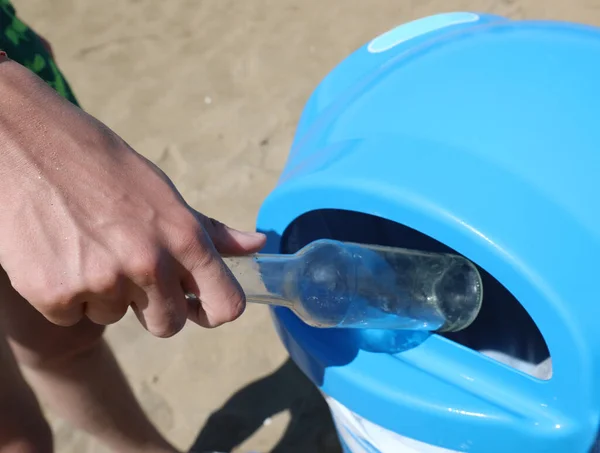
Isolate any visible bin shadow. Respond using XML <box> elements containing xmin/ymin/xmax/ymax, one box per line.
<box><xmin>272</xmin><ymin>304</ymin><xmax>430</xmax><ymax>386</ymax></box>
<box><xmin>188</xmin><ymin>358</ymin><xmax>343</xmax><ymax>453</ymax></box>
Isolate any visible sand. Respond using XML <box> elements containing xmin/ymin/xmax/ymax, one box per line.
<box><xmin>11</xmin><ymin>0</ymin><xmax>600</xmax><ymax>451</ymax></box>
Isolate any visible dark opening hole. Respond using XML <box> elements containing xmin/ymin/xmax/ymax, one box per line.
<box><xmin>280</xmin><ymin>209</ymin><xmax>551</xmax><ymax>379</ymax></box>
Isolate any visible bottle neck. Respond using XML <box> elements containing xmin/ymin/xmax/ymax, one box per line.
<box><xmin>222</xmin><ymin>254</ymin><xmax>295</xmax><ymax>308</ymax></box>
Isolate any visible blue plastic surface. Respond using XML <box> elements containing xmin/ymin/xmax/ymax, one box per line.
<box><xmin>257</xmin><ymin>12</ymin><xmax>600</xmax><ymax>452</ymax></box>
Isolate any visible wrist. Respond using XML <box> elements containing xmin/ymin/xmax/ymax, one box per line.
<box><xmin>0</xmin><ymin>59</ymin><xmax>47</xmax><ymax>179</ymax></box>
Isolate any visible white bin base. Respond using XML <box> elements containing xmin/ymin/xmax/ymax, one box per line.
<box><xmin>325</xmin><ymin>396</ymin><xmax>461</xmax><ymax>453</ymax></box>
<box><xmin>325</xmin><ymin>352</ymin><xmax>552</xmax><ymax>452</ymax></box>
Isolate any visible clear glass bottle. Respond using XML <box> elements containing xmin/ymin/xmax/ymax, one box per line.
<box><xmin>222</xmin><ymin>239</ymin><xmax>483</xmax><ymax>332</ymax></box>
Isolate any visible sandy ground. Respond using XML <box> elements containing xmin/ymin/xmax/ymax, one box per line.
<box><xmin>11</xmin><ymin>0</ymin><xmax>600</xmax><ymax>451</ymax></box>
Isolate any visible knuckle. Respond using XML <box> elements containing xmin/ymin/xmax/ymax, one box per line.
<box><xmin>171</xmin><ymin>229</ymin><xmax>202</xmax><ymax>257</ymax></box>
<box><xmin>153</xmin><ymin>327</ymin><xmax>176</xmax><ymax>339</ymax></box>
<box><xmin>150</xmin><ymin>318</ymin><xmax>185</xmax><ymax>338</ymax></box>
<box><xmin>211</xmin><ymin>290</ymin><xmax>246</xmax><ymax>326</ymax></box>
<box><xmin>199</xmin><ymin>216</ymin><xmax>229</xmax><ymax>246</ymax></box>
<box><xmin>169</xmin><ymin>215</ymin><xmax>209</xmax><ymax>258</ymax></box>
<box><xmin>94</xmin><ymin>312</ymin><xmax>126</xmax><ymax>326</ymax></box>
<box><xmin>17</xmin><ymin>278</ymin><xmax>73</xmax><ymax>308</ymax></box>
<box><xmin>201</xmin><ymin>216</ymin><xmax>221</xmax><ymax>235</ymax></box>
<box><xmin>127</xmin><ymin>252</ymin><xmax>162</xmax><ymax>287</ymax></box>
<box><xmin>41</xmin><ymin>287</ymin><xmax>77</xmax><ymax>311</ymax></box>
<box><xmin>227</xmin><ymin>292</ymin><xmax>246</xmax><ymax>321</ymax></box>
<box><xmin>36</xmin><ymin>288</ymin><xmax>81</xmax><ymax>326</ymax></box>
<box><xmin>86</xmin><ymin>301</ymin><xmax>129</xmax><ymax>326</ymax></box>
<box><xmin>191</xmin><ymin>246</ymin><xmax>217</xmax><ymax>272</ymax></box>
<box><xmin>9</xmin><ymin>273</ymin><xmax>83</xmax><ymax>327</ymax></box>
<box><xmin>88</xmin><ymin>269</ymin><xmax>121</xmax><ymax>295</ymax></box>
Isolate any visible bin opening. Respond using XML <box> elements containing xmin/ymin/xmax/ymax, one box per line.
<box><xmin>280</xmin><ymin>209</ymin><xmax>552</xmax><ymax>380</ymax></box>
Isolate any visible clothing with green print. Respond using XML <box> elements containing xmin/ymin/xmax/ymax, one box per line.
<box><xmin>0</xmin><ymin>0</ymin><xmax>78</xmax><ymax>105</ymax></box>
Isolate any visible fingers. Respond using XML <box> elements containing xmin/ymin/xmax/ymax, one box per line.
<box><xmin>36</xmin><ymin>297</ymin><xmax>84</xmax><ymax>327</ymax></box>
<box><xmin>83</xmin><ymin>293</ymin><xmax>129</xmax><ymax>326</ymax></box>
<box><xmin>32</xmin><ymin>259</ymin><xmax>187</xmax><ymax>338</ymax></box>
<box><xmin>128</xmin><ymin>259</ymin><xmax>188</xmax><ymax>338</ymax></box>
<box><xmin>130</xmin><ymin>284</ymin><xmax>187</xmax><ymax>338</ymax></box>
<box><xmin>195</xmin><ymin>212</ymin><xmax>266</xmax><ymax>256</ymax></box>
<box><xmin>12</xmin><ymin>211</ymin><xmax>261</xmax><ymax>335</ymax></box>
<box><xmin>77</xmin><ymin>271</ymin><xmax>129</xmax><ymax>325</ymax></box>
<box><xmin>130</xmin><ymin>212</ymin><xmax>263</xmax><ymax>332</ymax></box>
<box><xmin>171</xmin><ymin>212</ymin><xmax>266</xmax><ymax>328</ymax></box>
<box><xmin>180</xmin><ymin>234</ymin><xmax>246</xmax><ymax>328</ymax></box>
<box><xmin>185</xmin><ymin>292</ymin><xmax>207</xmax><ymax>327</ymax></box>
<box><xmin>76</xmin><ymin>249</ymin><xmax>189</xmax><ymax>337</ymax></box>
<box><xmin>8</xmin><ymin>274</ymin><xmax>85</xmax><ymax>327</ymax></box>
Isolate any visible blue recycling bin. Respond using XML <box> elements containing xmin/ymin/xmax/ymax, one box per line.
<box><xmin>256</xmin><ymin>12</ymin><xmax>600</xmax><ymax>453</ymax></box>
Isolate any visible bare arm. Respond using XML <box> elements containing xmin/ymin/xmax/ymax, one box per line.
<box><xmin>0</xmin><ymin>56</ymin><xmax>265</xmax><ymax>337</ymax></box>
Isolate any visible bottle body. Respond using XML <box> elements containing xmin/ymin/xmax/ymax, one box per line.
<box><xmin>223</xmin><ymin>239</ymin><xmax>482</xmax><ymax>332</ymax></box>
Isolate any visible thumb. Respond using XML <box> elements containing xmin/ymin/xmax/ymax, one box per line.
<box><xmin>195</xmin><ymin>212</ymin><xmax>266</xmax><ymax>255</ymax></box>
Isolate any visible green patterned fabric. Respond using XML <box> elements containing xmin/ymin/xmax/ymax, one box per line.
<box><xmin>0</xmin><ymin>0</ymin><xmax>79</xmax><ymax>106</ymax></box>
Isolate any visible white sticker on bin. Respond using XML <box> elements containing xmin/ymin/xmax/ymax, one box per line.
<box><xmin>367</xmin><ymin>12</ymin><xmax>480</xmax><ymax>54</ymax></box>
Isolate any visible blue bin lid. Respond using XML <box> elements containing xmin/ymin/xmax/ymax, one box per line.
<box><xmin>256</xmin><ymin>12</ymin><xmax>600</xmax><ymax>452</ymax></box>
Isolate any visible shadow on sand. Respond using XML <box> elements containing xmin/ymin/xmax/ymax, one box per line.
<box><xmin>189</xmin><ymin>358</ymin><xmax>342</xmax><ymax>453</ymax></box>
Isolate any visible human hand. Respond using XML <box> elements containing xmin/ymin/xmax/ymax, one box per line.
<box><xmin>0</xmin><ymin>59</ymin><xmax>266</xmax><ymax>337</ymax></box>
